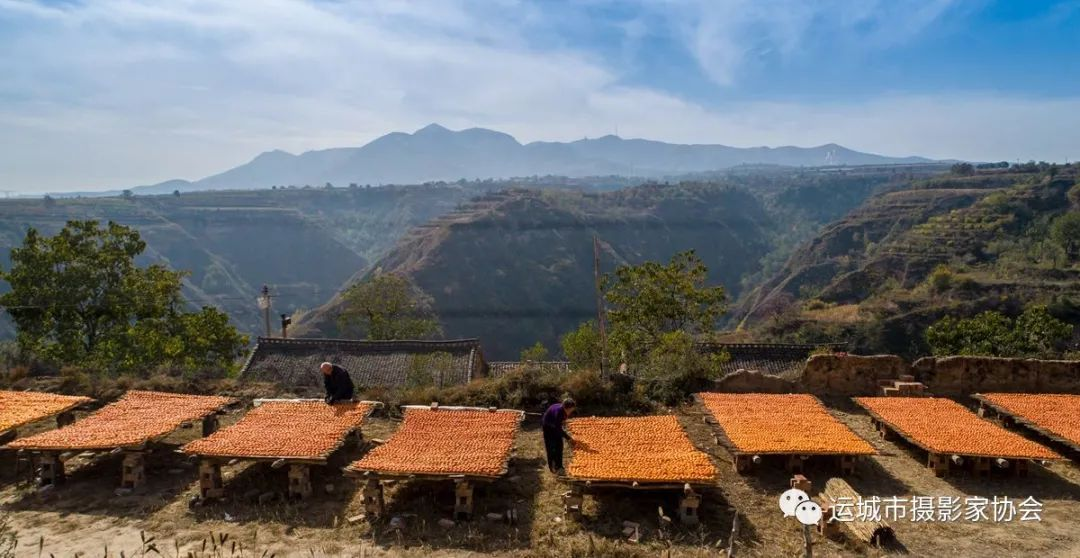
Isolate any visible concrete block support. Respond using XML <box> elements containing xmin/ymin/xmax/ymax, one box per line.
<box><xmin>454</xmin><ymin>480</ymin><xmax>475</xmax><ymax>520</ymax></box>
<box><xmin>288</xmin><ymin>464</ymin><xmax>312</xmax><ymax>499</ymax></box>
<box><xmin>122</xmin><ymin>451</ymin><xmax>147</xmax><ymax>489</ymax></box>
<box><xmin>199</xmin><ymin>460</ymin><xmax>224</xmax><ymax>499</ymax></box>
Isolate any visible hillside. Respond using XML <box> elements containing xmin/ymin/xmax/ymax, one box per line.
<box><xmin>294</xmin><ymin>171</ymin><xmax>907</xmax><ymax>359</ymax></box>
<box><xmin>0</xmin><ymin>185</ymin><xmax>472</xmax><ymax>337</ymax></box>
<box><xmin>739</xmin><ymin>165</ymin><xmax>1080</xmax><ymax>356</ymax></box>
<box><xmin>115</xmin><ymin>124</ymin><xmax>935</xmax><ymax>195</ymax></box>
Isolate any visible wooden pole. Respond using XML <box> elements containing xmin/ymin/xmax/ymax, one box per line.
<box><xmin>727</xmin><ymin>512</ymin><xmax>740</xmax><ymax>557</ymax></box>
<box><xmin>593</xmin><ymin>236</ymin><xmax>608</xmax><ymax>377</ymax></box>
<box><xmin>803</xmin><ymin>524</ymin><xmax>813</xmax><ymax>558</ymax></box>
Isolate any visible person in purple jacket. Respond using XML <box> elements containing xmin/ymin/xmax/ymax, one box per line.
<box><xmin>541</xmin><ymin>398</ymin><xmax>576</xmax><ymax>474</ymax></box>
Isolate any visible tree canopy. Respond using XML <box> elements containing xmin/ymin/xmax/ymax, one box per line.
<box><xmin>1050</xmin><ymin>212</ymin><xmax>1080</xmax><ymax>258</ymax></box>
<box><xmin>925</xmin><ymin>305</ymin><xmax>1073</xmax><ymax>358</ymax></box>
<box><xmin>602</xmin><ymin>250</ymin><xmax>727</xmax><ymax>363</ymax></box>
<box><xmin>0</xmin><ymin>220</ymin><xmax>247</xmax><ymax>373</ymax></box>
<box><xmin>560</xmin><ymin>320</ymin><xmax>602</xmax><ymax>370</ymax></box>
<box><xmin>336</xmin><ymin>274</ymin><xmax>441</xmax><ymax>340</ymax></box>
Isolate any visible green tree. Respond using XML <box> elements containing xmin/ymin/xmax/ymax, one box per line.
<box><xmin>926</xmin><ymin>305</ymin><xmax>1072</xmax><ymax>358</ymax></box>
<box><xmin>950</xmin><ymin>162</ymin><xmax>975</xmax><ymax>176</ymax></box>
<box><xmin>337</xmin><ymin>274</ymin><xmax>441</xmax><ymax>340</ymax></box>
<box><xmin>925</xmin><ymin>311</ymin><xmax>1013</xmax><ymax>357</ymax></box>
<box><xmin>1067</xmin><ymin>182</ymin><xmax>1080</xmax><ymax>209</ymax></box>
<box><xmin>636</xmin><ymin>330</ymin><xmax>726</xmax><ymax>405</ymax></box>
<box><xmin>1013</xmin><ymin>305</ymin><xmax>1074</xmax><ymax>357</ymax></box>
<box><xmin>1050</xmin><ymin>212</ymin><xmax>1080</xmax><ymax>259</ymax></box>
<box><xmin>603</xmin><ymin>250</ymin><xmax>727</xmax><ymax>364</ymax></box>
<box><xmin>926</xmin><ymin>264</ymin><xmax>955</xmax><ymax>293</ymax></box>
<box><xmin>520</xmin><ymin>341</ymin><xmax>549</xmax><ymax>362</ymax></box>
<box><xmin>0</xmin><ymin>220</ymin><xmax>247</xmax><ymax>373</ymax></box>
<box><xmin>560</xmin><ymin>320</ymin><xmax>602</xmax><ymax>370</ymax></box>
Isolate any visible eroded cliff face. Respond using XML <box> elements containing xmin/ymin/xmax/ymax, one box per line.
<box><xmin>297</xmin><ymin>185</ymin><xmax>776</xmax><ymax>359</ymax></box>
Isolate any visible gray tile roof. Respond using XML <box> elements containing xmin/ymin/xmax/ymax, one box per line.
<box><xmin>488</xmin><ymin>361</ymin><xmax>572</xmax><ymax>378</ymax></box>
<box><xmin>240</xmin><ymin>337</ymin><xmax>487</xmax><ymax>390</ymax></box>
<box><xmin>696</xmin><ymin>342</ymin><xmax>847</xmax><ymax>378</ymax></box>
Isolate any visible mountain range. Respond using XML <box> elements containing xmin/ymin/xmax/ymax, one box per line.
<box><xmin>122</xmin><ymin>124</ymin><xmax>935</xmax><ymax>195</ymax></box>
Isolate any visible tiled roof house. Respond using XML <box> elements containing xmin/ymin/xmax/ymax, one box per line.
<box><xmin>240</xmin><ymin>337</ymin><xmax>488</xmax><ymax>390</ymax></box>
<box><xmin>488</xmin><ymin>361</ymin><xmax>572</xmax><ymax>378</ymax></box>
<box><xmin>696</xmin><ymin>342</ymin><xmax>847</xmax><ymax>378</ymax></box>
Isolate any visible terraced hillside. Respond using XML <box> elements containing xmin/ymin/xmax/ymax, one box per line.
<box><xmin>740</xmin><ymin>166</ymin><xmax>1080</xmax><ymax>356</ymax></box>
<box><xmin>295</xmin><ymin>182</ymin><xmax>845</xmax><ymax>358</ymax></box>
<box><xmin>0</xmin><ymin>185</ymin><xmax>471</xmax><ymax>336</ymax></box>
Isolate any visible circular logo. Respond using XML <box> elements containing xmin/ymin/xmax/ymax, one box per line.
<box><xmin>778</xmin><ymin>488</ymin><xmax>809</xmax><ymax>517</ymax></box>
<box><xmin>794</xmin><ymin>500</ymin><xmax>823</xmax><ymax>526</ymax></box>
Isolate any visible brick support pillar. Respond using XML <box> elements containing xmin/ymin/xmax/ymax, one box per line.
<box><xmin>199</xmin><ymin>460</ymin><xmax>224</xmax><ymax>499</ymax></box>
<box><xmin>927</xmin><ymin>453</ymin><xmax>949</xmax><ymax>477</ymax></box>
<box><xmin>288</xmin><ymin>464</ymin><xmax>312</xmax><ymax>499</ymax></box>
<box><xmin>38</xmin><ymin>452</ymin><xmax>65</xmax><ymax>486</ymax></box>
<box><xmin>678</xmin><ymin>484</ymin><xmax>701</xmax><ymax>525</ymax></box>
<box><xmin>454</xmin><ymin>480</ymin><xmax>475</xmax><ymax>520</ymax></box>
<box><xmin>362</xmin><ymin>478</ymin><xmax>385</xmax><ymax>516</ymax></box>
<box><xmin>561</xmin><ymin>486</ymin><xmax>584</xmax><ymax>518</ymax></box>
<box><xmin>122</xmin><ymin>451</ymin><xmax>147</xmax><ymax>489</ymax></box>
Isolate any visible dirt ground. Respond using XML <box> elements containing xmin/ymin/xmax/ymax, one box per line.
<box><xmin>3</xmin><ymin>397</ymin><xmax>1080</xmax><ymax>557</ymax></box>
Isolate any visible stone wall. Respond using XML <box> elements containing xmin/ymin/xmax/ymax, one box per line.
<box><xmin>712</xmin><ymin>369</ymin><xmax>799</xmax><ymax>393</ymax></box>
<box><xmin>801</xmin><ymin>354</ymin><xmax>910</xmax><ymax>396</ymax></box>
<box><xmin>913</xmin><ymin>356</ymin><xmax>1080</xmax><ymax>396</ymax></box>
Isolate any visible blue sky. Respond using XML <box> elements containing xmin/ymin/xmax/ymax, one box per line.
<box><xmin>1</xmin><ymin>0</ymin><xmax>1078</xmax><ymax>192</ymax></box>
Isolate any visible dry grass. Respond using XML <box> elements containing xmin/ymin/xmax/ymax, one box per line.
<box><xmin>801</xmin><ymin>304</ymin><xmax>861</xmax><ymax>324</ymax></box>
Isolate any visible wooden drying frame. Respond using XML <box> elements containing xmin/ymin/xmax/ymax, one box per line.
<box><xmin>183</xmin><ymin>399</ymin><xmax>383</xmax><ymax>464</ymax></box>
<box><xmin>0</xmin><ymin>393</ymin><xmax>92</xmax><ymax>438</ymax></box>
<box><xmin>7</xmin><ymin>399</ymin><xmax>238</xmax><ymax>453</ymax></box>
<box><xmin>972</xmin><ymin>394</ymin><xmax>1080</xmax><ymax>455</ymax></box>
<box><xmin>560</xmin><ymin>476</ymin><xmax>714</xmax><ymax>491</ymax></box>
<box><xmin>693</xmin><ymin>393</ymin><xmax>877</xmax><ymax>459</ymax></box>
<box><xmin>853</xmin><ymin>398</ymin><xmax>1060</xmax><ymax>461</ymax></box>
<box><xmin>561</xmin><ymin>412</ymin><xmax>719</xmax><ymax>488</ymax></box>
<box><xmin>343</xmin><ymin>403</ymin><xmax>525</xmax><ymax>481</ymax></box>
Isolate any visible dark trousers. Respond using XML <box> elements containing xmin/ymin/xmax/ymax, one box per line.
<box><xmin>543</xmin><ymin>427</ymin><xmax>564</xmax><ymax>472</ymax></box>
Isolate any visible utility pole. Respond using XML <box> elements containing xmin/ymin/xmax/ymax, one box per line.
<box><xmin>258</xmin><ymin>285</ymin><xmax>271</xmax><ymax>338</ymax></box>
<box><xmin>593</xmin><ymin>236</ymin><xmax>608</xmax><ymax>377</ymax></box>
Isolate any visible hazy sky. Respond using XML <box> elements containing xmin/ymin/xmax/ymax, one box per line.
<box><xmin>2</xmin><ymin>0</ymin><xmax>1079</xmax><ymax>192</ymax></box>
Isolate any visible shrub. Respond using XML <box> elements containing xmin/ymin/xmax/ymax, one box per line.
<box><xmin>927</xmin><ymin>264</ymin><xmax>955</xmax><ymax>293</ymax></box>
<box><xmin>635</xmin><ymin>331</ymin><xmax>725</xmax><ymax>406</ymax></box>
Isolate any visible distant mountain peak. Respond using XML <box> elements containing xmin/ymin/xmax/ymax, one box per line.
<box><xmin>415</xmin><ymin>123</ymin><xmax>452</xmax><ymax>135</ymax></box>
<box><xmin>251</xmin><ymin>149</ymin><xmax>293</xmax><ymax>161</ymax></box>
<box><xmin>126</xmin><ymin>124</ymin><xmax>937</xmax><ymax>194</ymax></box>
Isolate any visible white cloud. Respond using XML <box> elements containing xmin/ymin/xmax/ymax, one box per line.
<box><xmin>637</xmin><ymin>0</ymin><xmax>963</xmax><ymax>86</ymax></box>
<box><xmin>0</xmin><ymin>0</ymin><xmax>1076</xmax><ymax>193</ymax></box>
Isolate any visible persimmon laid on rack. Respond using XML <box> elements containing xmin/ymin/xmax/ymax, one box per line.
<box><xmin>344</xmin><ymin>405</ymin><xmax>524</xmax><ymax>520</ymax></box>
<box><xmin>6</xmin><ymin>390</ymin><xmax>236</xmax><ymax>451</ymax></box>
<box><xmin>561</xmin><ymin>414</ymin><xmax>715</xmax><ymax>525</ymax></box>
<box><xmin>0</xmin><ymin>391</ymin><xmax>91</xmax><ymax>434</ymax></box>
<box><xmin>565</xmin><ymin>415</ymin><xmax>716</xmax><ymax>484</ymax></box>
<box><xmin>697</xmin><ymin>393</ymin><xmax>876</xmax><ymax>456</ymax></box>
<box><xmin>855</xmin><ymin>396</ymin><xmax>1059</xmax><ymax>460</ymax></box>
<box><xmin>348</xmin><ymin>406</ymin><xmax>521</xmax><ymax>477</ymax></box>
<box><xmin>183</xmin><ymin>400</ymin><xmax>375</xmax><ymax>460</ymax></box>
<box><xmin>184</xmin><ymin>399</ymin><xmax>379</xmax><ymax>500</ymax></box>
<box><xmin>973</xmin><ymin>393</ymin><xmax>1080</xmax><ymax>453</ymax></box>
